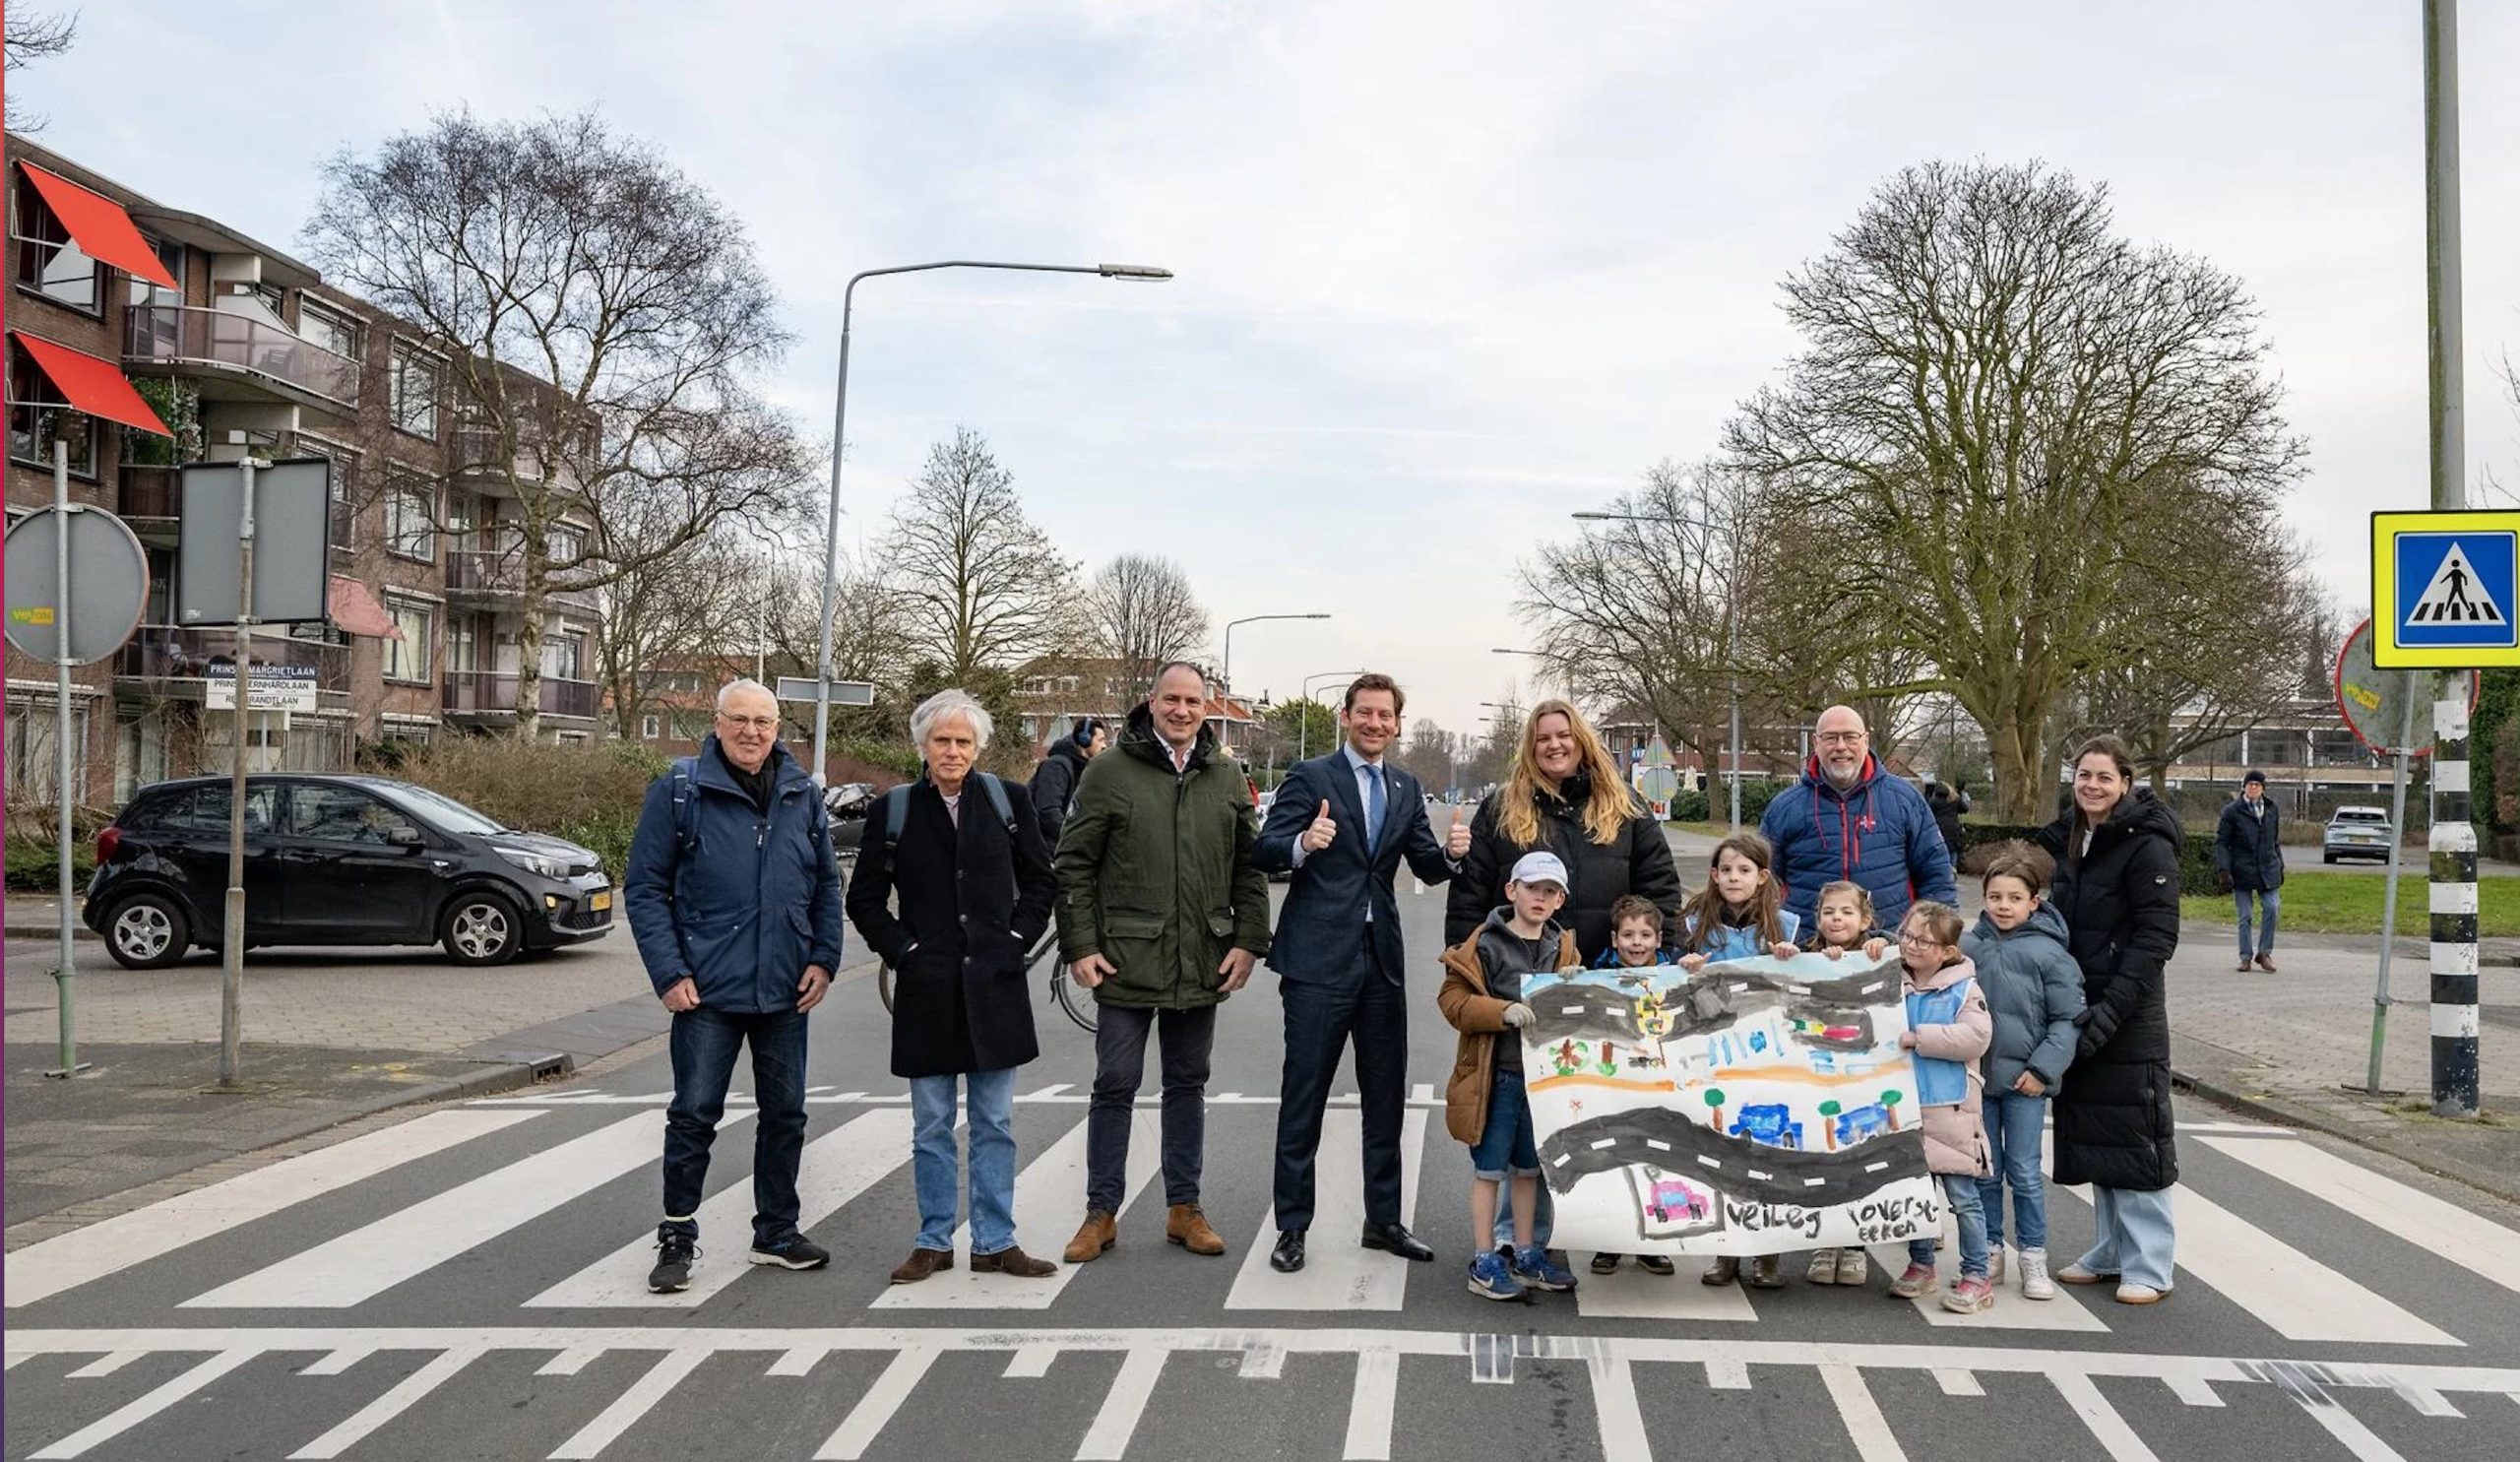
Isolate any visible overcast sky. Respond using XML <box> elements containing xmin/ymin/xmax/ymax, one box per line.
<box><xmin>26</xmin><ymin>0</ymin><xmax>2520</xmax><ymax>740</ymax></box>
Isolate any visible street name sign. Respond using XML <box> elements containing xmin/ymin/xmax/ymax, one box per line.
<box><xmin>775</xmin><ymin>676</ymin><xmax>876</xmax><ymax>707</ymax></box>
<box><xmin>206</xmin><ymin>663</ymin><xmax>320</xmax><ymax>712</ymax></box>
<box><xmin>2371</xmin><ymin>510</ymin><xmax>2520</xmax><ymax>667</ymax></box>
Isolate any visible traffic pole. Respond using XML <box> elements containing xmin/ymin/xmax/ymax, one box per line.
<box><xmin>220</xmin><ymin>460</ymin><xmax>258</xmax><ymax>1089</ymax></box>
<box><xmin>2365</xmin><ymin>674</ymin><xmax>2417</xmax><ymax>1097</ymax></box>
<box><xmin>47</xmin><ymin>439</ymin><xmax>90</xmax><ymax>1079</ymax></box>
<box><xmin>2423</xmin><ymin>0</ymin><xmax>2479</xmax><ymax>1118</ymax></box>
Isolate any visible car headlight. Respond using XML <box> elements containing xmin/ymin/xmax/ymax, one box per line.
<box><xmin>494</xmin><ymin>847</ymin><xmax>572</xmax><ymax>880</ymax></box>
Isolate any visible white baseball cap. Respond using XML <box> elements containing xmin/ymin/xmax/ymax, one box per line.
<box><xmin>1509</xmin><ymin>851</ymin><xmax>1570</xmax><ymax>889</ymax></box>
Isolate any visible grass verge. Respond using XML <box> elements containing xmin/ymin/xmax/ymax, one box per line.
<box><xmin>2182</xmin><ymin>871</ymin><xmax>2520</xmax><ymax>936</ymax></box>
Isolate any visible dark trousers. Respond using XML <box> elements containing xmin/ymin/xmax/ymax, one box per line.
<box><xmin>1087</xmin><ymin>1002</ymin><xmax>1217</xmax><ymax>1212</ymax></box>
<box><xmin>660</xmin><ymin>1005</ymin><xmax>808</xmax><ymax>1249</ymax></box>
<box><xmin>1273</xmin><ymin>955</ymin><xmax>1408</xmax><ymax>1232</ymax></box>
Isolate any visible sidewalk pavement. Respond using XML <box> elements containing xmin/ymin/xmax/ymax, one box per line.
<box><xmin>4</xmin><ymin>908</ymin><xmax>879</xmax><ymax>1231</ymax></box>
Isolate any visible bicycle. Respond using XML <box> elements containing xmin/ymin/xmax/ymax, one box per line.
<box><xmin>875</xmin><ymin>928</ymin><xmax>1097</xmax><ymax>1034</ymax></box>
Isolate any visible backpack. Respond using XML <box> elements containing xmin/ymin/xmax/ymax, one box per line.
<box><xmin>873</xmin><ymin>773</ymin><xmax>1017</xmax><ymax>856</ymax></box>
<box><xmin>668</xmin><ymin>756</ymin><xmax>829</xmax><ymax>859</ymax></box>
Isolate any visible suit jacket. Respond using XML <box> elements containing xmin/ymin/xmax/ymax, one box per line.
<box><xmin>1254</xmin><ymin>750</ymin><xmax>1456</xmax><ymax>985</ymax></box>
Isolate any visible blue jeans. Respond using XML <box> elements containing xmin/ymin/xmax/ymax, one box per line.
<box><xmin>660</xmin><ymin>1006</ymin><xmax>808</xmax><ymax>1250</ymax></box>
<box><xmin>2080</xmin><ymin>1185</ymin><xmax>2176</xmax><ymax>1291</ymax></box>
<box><xmin>1911</xmin><ymin>1175</ymin><xmax>1990</xmax><ymax>1279</ymax></box>
<box><xmin>910</xmin><ymin>1068</ymin><xmax>1018</xmax><ymax>1254</ymax></box>
<box><xmin>2234</xmin><ymin>889</ymin><xmax>2279</xmax><ymax>958</ymax></box>
<box><xmin>1468</xmin><ymin>1068</ymin><xmax>1540</xmax><ymax>1178</ymax></box>
<box><xmin>1977</xmin><ymin>1090</ymin><xmax>2049</xmax><ymax>1250</ymax></box>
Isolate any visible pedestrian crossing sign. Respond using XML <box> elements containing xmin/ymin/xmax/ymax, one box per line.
<box><xmin>2371</xmin><ymin>511</ymin><xmax>2520</xmax><ymax>667</ymax></box>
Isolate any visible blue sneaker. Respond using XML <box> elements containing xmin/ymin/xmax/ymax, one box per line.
<box><xmin>1468</xmin><ymin>1249</ymin><xmax>1527</xmax><ymax>1302</ymax></box>
<box><xmin>1513</xmin><ymin>1244</ymin><xmax>1578</xmax><ymax>1292</ymax></box>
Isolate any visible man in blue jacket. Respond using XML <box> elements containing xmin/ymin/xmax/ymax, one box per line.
<box><xmin>624</xmin><ymin>678</ymin><xmax>846</xmax><ymax>1293</ymax></box>
<box><xmin>1759</xmin><ymin>704</ymin><xmax>1956</xmax><ymax>932</ymax></box>
<box><xmin>1253</xmin><ymin>672</ymin><xmax>1470</xmax><ymax>1274</ymax></box>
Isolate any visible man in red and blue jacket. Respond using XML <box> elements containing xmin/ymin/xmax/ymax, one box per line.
<box><xmin>1758</xmin><ymin>704</ymin><xmax>1956</xmax><ymax>932</ymax></box>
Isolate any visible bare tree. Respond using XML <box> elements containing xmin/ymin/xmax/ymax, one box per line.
<box><xmin>1085</xmin><ymin>553</ymin><xmax>1210</xmax><ymax>697</ymax></box>
<box><xmin>303</xmin><ymin>110</ymin><xmax>814</xmax><ymax>737</ymax></box>
<box><xmin>4</xmin><ymin>10</ymin><xmax>77</xmax><ymax>132</ymax></box>
<box><xmin>884</xmin><ymin>426</ymin><xmax>1077</xmax><ymax>681</ymax></box>
<box><xmin>1724</xmin><ymin>160</ymin><xmax>2305</xmax><ymax>819</ymax></box>
<box><xmin>1396</xmin><ymin>717</ymin><xmax>1461</xmax><ymax>796</ymax></box>
<box><xmin>593</xmin><ymin>526</ymin><xmax>762</xmax><ymax>740</ymax></box>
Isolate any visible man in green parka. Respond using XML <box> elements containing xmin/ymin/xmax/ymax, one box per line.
<box><xmin>1054</xmin><ymin>661</ymin><xmax>1271</xmax><ymax>1263</ymax></box>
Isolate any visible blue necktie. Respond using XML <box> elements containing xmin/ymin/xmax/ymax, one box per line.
<box><xmin>1364</xmin><ymin>765</ymin><xmax>1385</xmax><ymax>856</ymax></box>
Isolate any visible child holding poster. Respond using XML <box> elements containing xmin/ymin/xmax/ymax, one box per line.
<box><xmin>1675</xmin><ymin>833</ymin><xmax>1803</xmax><ymax>974</ymax></box>
<box><xmin>1888</xmin><ymin>900</ymin><xmax>1997</xmax><ymax>1313</ymax></box>
<box><xmin>1437</xmin><ymin>851</ymin><xmax>1585</xmax><ymax>1303</ymax></box>
<box><xmin>1588</xmin><ymin>896</ymin><xmax>1682</xmax><ymax>1278</ymax></box>
<box><xmin>1799</xmin><ymin>880</ymin><xmax>1894</xmax><ymax>1288</ymax></box>
<box><xmin>1960</xmin><ymin>843</ymin><xmax>2084</xmax><ymax>1301</ymax></box>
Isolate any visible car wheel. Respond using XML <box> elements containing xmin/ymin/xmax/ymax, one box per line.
<box><xmin>441</xmin><ymin>890</ymin><xmax>524</xmax><ymax>967</ymax></box>
<box><xmin>103</xmin><ymin>892</ymin><xmax>189</xmax><ymax>970</ymax></box>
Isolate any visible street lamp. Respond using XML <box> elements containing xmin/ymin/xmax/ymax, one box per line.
<box><xmin>809</xmin><ymin>260</ymin><xmax>1173</xmax><ymax>784</ymax></box>
<box><xmin>1571</xmin><ymin>508</ymin><xmax>1743</xmax><ymax>831</ymax></box>
<box><xmin>1297</xmin><ymin>667</ymin><xmax>1367</xmax><ymax>762</ymax></box>
<box><xmin>1220</xmin><ymin>613</ymin><xmax>1331</xmax><ymax>701</ymax></box>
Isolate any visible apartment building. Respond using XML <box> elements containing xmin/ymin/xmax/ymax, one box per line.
<box><xmin>3</xmin><ymin>135</ymin><xmax>602</xmax><ymax>808</ymax></box>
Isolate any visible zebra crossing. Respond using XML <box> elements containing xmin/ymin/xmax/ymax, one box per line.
<box><xmin>9</xmin><ymin>1085</ymin><xmax>2520</xmax><ymax>1461</ymax></box>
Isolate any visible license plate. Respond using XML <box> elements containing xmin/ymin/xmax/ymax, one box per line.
<box><xmin>589</xmin><ymin>891</ymin><xmax>612</xmax><ymax>912</ymax></box>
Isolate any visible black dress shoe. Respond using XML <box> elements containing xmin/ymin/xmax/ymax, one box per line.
<box><xmin>1270</xmin><ymin>1230</ymin><xmax>1306</xmax><ymax>1273</ymax></box>
<box><xmin>1360</xmin><ymin>1221</ymin><xmax>1435</xmax><ymax>1262</ymax></box>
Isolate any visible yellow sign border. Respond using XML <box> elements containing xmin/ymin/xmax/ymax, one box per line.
<box><xmin>2370</xmin><ymin>510</ymin><xmax>2520</xmax><ymax>668</ymax></box>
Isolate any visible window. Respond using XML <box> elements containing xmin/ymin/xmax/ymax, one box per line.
<box><xmin>5</xmin><ymin>694</ymin><xmax>89</xmax><ymax>801</ymax></box>
<box><xmin>127</xmin><ymin>235</ymin><xmax>184</xmax><ymax>309</ymax></box>
<box><xmin>381</xmin><ymin>717</ymin><xmax>435</xmax><ymax>748</ymax></box>
<box><xmin>542</xmin><ymin>630</ymin><xmax>587</xmax><ymax>681</ymax></box>
<box><xmin>298</xmin><ymin>298</ymin><xmax>363</xmax><ymax>363</ymax></box>
<box><xmin>175</xmin><ymin>784</ymin><xmax>280</xmax><ymax>837</ymax></box>
<box><xmin>387</xmin><ymin>480</ymin><xmax>436</xmax><ymax>561</ymax></box>
<box><xmin>287</xmin><ymin>784</ymin><xmax>417</xmax><ymax>843</ymax></box>
<box><xmin>7</xmin><ymin>341</ymin><xmax>100</xmax><ymax>476</ymax></box>
<box><xmin>641</xmin><ymin>714</ymin><xmax>661</xmax><ymax>740</ymax></box>
<box><xmin>10</xmin><ymin>173</ymin><xmax>101</xmax><ymax>312</ymax></box>
<box><xmin>446</xmin><ymin>615</ymin><xmax>481</xmax><ymax>673</ymax></box>
<box><xmin>388</xmin><ymin>341</ymin><xmax>440</xmax><ymax>438</ymax></box>
<box><xmin>546</xmin><ymin>523</ymin><xmax>586</xmax><ymax>568</ymax></box>
<box><xmin>384</xmin><ymin>599</ymin><xmax>432</xmax><ymax>682</ymax></box>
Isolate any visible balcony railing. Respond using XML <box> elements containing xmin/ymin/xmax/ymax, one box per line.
<box><xmin>117</xmin><ymin>626</ymin><xmax>349</xmax><ymax>694</ymax></box>
<box><xmin>444</xmin><ymin>548</ymin><xmax>599</xmax><ymax>606</ymax></box>
<box><xmin>442</xmin><ymin>670</ymin><xmax>599</xmax><ymax>720</ymax></box>
<box><xmin>124</xmin><ymin>304</ymin><xmax>362</xmax><ymax>410</ymax></box>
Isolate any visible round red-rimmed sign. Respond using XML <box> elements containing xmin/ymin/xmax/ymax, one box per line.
<box><xmin>2334</xmin><ymin>617</ymin><xmax>2481</xmax><ymax>758</ymax></box>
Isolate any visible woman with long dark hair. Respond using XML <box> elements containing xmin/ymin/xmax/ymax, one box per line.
<box><xmin>2036</xmin><ymin>734</ymin><xmax>2182</xmax><ymax>1304</ymax></box>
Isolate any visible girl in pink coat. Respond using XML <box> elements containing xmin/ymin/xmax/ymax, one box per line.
<box><xmin>1885</xmin><ymin>900</ymin><xmax>1995</xmax><ymax>1313</ymax></box>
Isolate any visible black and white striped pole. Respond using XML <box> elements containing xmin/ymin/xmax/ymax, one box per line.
<box><xmin>2423</xmin><ymin>0</ymin><xmax>2479</xmax><ymax>1119</ymax></box>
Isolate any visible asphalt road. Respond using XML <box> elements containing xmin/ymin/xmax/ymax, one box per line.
<box><xmin>8</xmin><ymin>878</ymin><xmax>2520</xmax><ymax>1461</ymax></box>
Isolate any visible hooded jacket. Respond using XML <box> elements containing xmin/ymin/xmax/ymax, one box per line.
<box><xmin>1902</xmin><ymin>954</ymin><xmax>1991</xmax><ymax>1177</ymax></box>
<box><xmin>1436</xmin><ymin>912</ymin><xmax>1580</xmax><ymax>1144</ymax></box>
<box><xmin>1052</xmin><ymin>703</ymin><xmax>1270</xmax><ymax>1009</ymax></box>
<box><xmin>1443</xmin><ymin>768</ymin><xmax>1683</xmax><ymax>963</ymax></box>
<box><xmin>1759</xmin><ymin>753</ymin><xmax>1958</xmax><ymax>931</ymax></box>
<box><xmin>1030</xmin><ymin>736</ymin><xmax>1092</xmax><ymax>853</ymax></box>
<box><xmin>1960</xmin><ymin>903</ymin><xmax>2087</xmax><ymax>1095</ymax></box>
<box><xmin>2037</xmin><ymin>788</ymin><xmax>2184</xmax><ymax>1191</ymax></box>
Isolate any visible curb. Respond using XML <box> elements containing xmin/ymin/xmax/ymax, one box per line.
<box><xmin>2171</xmin><ymin>1064</ymin><xmax>2520</xmax><ymax>1209</ymax></box>
<box><xmin>229</xmin><ymin>1050</ymin><xmax>576</xmax><ymax>1157</ymax></box>
<box><xmin>6</xmin><ymin>923</ymin><xmax>98</xmax><ymax>942</ymax></box>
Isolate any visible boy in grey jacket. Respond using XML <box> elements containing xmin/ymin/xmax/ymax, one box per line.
<box><xmin>1959</xmin><ymin>842</ymin><xmax>2086</xmax><ymax>1301</ymax></box>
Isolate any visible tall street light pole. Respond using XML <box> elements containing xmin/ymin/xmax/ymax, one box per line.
<box><xmin>1572</xmin><ymin>509</ymin><xmax>1744</xmax><ymax>831</ymax></box>
<box><xmin>809</xmin><ymin>260</ymin><xmax>1172</xmax><ymax>785</ymax></box>
<box><xmin>1297</xmin><ymin>667</ymin><xmax>1367</xmax><ymax>762</ymax></box>
<box><xmin>1221</xmin><ymin>613</ymin><xmax>1330</xmax><ymax>704</ymax></box>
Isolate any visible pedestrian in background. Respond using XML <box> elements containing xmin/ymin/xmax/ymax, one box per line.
<box><xmin>847</xmin><ymin>690</ymin><xmax>1059</xmax><ymax>1285</ymax></box>
<box><xmin>623</xmin><ymin>678</ymin><xmax>844</xmax><ymax>1294</ymax></box>
<box><xmin>2040</xmin><ymin>734</ymin><xmax>2183</xmax><ymax>1305</ymax></box>
<box><xmin>1030</xmin><ymin>716</ymin><xmax>1106</xmax><ymax>854</ymax></box>
<box><xmin>2213</xmin><ymin>770</ymin><xmax>2284</xmax><ymax>973</ymax></box>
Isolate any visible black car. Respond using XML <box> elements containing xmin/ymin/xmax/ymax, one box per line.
<box><xmin>86</xmin><ymin>774</ymin><xmax>614</xmax><ymax>970</ymax></box>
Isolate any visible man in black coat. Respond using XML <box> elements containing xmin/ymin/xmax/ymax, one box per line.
<box><xmin>1253</xmin><ymin>672</ymin><xmax>1470</xmax><ymax>1274</ymax></box>
<box><xmin>1029</xmin><ymin>717</ymin><xmax>1106</xmax><ymax>853</ymax></box>
<box><xmin>2212</xmin><ymin>770</ymin><xmax>2284</xmax><ymax>973</ymax></box>
<box><xmin>847</xmin><ymin>689</ymin><xmax>1059</xmax><ymax>1285</ymax></box>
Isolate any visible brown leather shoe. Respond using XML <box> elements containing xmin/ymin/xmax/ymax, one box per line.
<box><xmin>971</xmin><ymin>1244</ymin><xmax>1057</xmax><ymax>1278</ymax></box>
<box><xmin>1063</xmin><ymin>1210</ymin><xmax>1117</xmax><ymax>1263</ymax></box>
<box><xmin>888</xmin><ymin>1247</ymin><xmax>954</xmax><ymax>1285</ymax></box>
<box><xmin>2254</xmin><ymin>953</ymin><xmax>2278</xmax><ymax>973</ymax></box>
<box><xmin>1166</xmin><ymin>1203</ymin><xmax>1227</xmax><ymax>1256</ymax></box>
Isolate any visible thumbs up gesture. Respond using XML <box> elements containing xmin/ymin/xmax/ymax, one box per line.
<box><xmin>1444</xmin><ymin>806</ymin><xmax>1471</xmax><ymax>859</ymax></box>
<box><xmin>1300</xmin><ymin>798</ymin><xmax>1339</xmax><ymax>854</ymax></box>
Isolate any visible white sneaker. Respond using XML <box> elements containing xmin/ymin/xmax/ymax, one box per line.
<box><xmin>1985</xmin><ymin>1249</ymin><xmax>2006</xmax><ymax>1284</ymax></box>
<box><xmin>1805</xmin><ymin>1250</ymin><xmax>1839</xmax><ymax>1285</ymax></box>
<box><xmin>1833</xmin><ymin>1247</ymin><xmax>1870</xmax><ymax>1287</ymax></box>
<box><xmin>2018</xmin><ymin>1247</ymin><xmax>2054</xmax><ymax>1301</ymax></box>
<box><xmin>2114</xmin><ymin>1282</ymin><xmax>2169</xmax><ymax>1305</ymax></box>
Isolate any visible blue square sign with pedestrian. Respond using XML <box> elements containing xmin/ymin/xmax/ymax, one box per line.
<box><xmin>2395</xmin><ymin>531</ymin><xmax>2517</xmax><ymax>651</ymax></box>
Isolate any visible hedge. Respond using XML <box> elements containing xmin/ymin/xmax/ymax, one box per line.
<box><xmin>1951</xmin><ymin>820</ymin><xmax>2221</xmax><ymax>897</ymax></box>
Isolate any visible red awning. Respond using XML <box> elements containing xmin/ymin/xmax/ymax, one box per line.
<box><xmin>17</xmin><ymin>162</ymin><xmax>180</xmax><ymax>290</ymax></box>
<box><xmin>328</xmin><ymin>575</ymin><xmax>404</xmax><ymax>639</ymax></box>
<box><xmin>11</xmin><ymin>332</ymin><xmax>170</xmax><ymax>436</ymax></box>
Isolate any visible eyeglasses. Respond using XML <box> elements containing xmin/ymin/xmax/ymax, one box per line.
<box><xmin>1896</xmin><ymin>931</ymin><xmax>1938</xmax><ymax>946</ymax></box>
<box><xmin>1816</xmin><ymin>731</ymin><xmax>1866</xmax><ymax>745</ymax></box>
<box><xmin>717</xmin><ymin>714</ymin><xmax>779</xmax><ymax>732</ymax></box>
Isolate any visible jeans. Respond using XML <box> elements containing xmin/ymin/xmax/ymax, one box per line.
<box><xmin>2234</xmin><ymin>888</ymin><xmax>2280</xmax><ymax>958</ymax></box>
<box><xmin>909</xmin><ymin>1067</ymin><xmax>1018</xmax><ymax>1254</ymax></box>
<box><xmin>1468</xmin><ymin>1068</ymin><xmax>1541</xmax><ymax>1177</ymax></box>
<box><xmin>1977</xmin><ymin>1090</ymin><xmax>2049</xmax><ymax>1250</ymax></box>
<box><xmin>1911</xmin><ymin>1174</ymin><xmax>1990</xmax><ymax>1279</ymax></box>
<box><xmin>660</xmin><ymin>1006</ymin><xmax>808</xmax><ymax>1249</ymax></box>
<box><xmin>1087</xmin><ymin>1002</ymin><xmax>1217</xmax><ymax>1212</ymax></box>
<box><xmin>2080</xmin><ymin>1185</ymin><xmax>2176</xmax><ymax>1291</ymax></box>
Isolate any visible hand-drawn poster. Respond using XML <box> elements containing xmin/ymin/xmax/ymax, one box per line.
<box><xmin>1522</xmin><ymin>950</ymin><xmax>1941</xmax><ymax>1255</ymax></box>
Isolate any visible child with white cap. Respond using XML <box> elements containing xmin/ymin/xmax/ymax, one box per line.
<box><xmin>1437</xmin><ymin>850</ymin><xmax>1584</xmax><ymax>1301</ymax></box>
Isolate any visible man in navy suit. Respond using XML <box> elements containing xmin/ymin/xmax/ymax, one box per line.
<box><xmin>1253</xmin><ymin>672</ymin><xmax>1471</xmax><ymax>1272</ymax></box>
